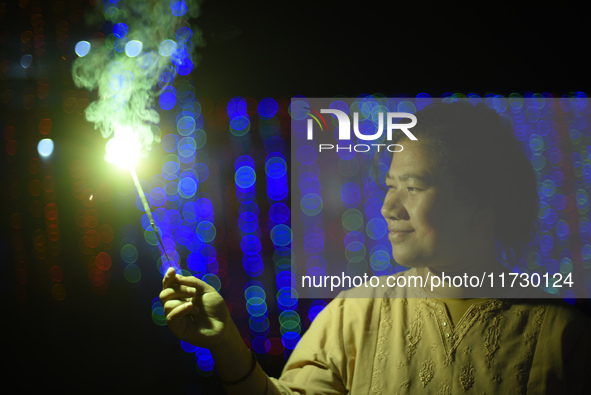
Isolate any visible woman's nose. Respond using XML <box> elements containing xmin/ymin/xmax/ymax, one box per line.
<box><xmin>381</xmin><ymin>190</ymin><xmax>409</xmax><ymax>220</ymax></box>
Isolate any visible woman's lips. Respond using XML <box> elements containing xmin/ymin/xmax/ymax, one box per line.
<box><xmin>388</xmin><ymin>230</ymin><xmax>414</xmax><ymax>239</ymax></box>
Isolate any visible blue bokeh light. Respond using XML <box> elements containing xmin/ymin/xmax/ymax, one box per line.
<box><xmin>125</xmin><ymin>40</ymin><xmax>142</xmax><ymax>57</ymax></box>
<box><xmin>235</xmin><ymin>166</ymin><xmax>256</xmax><ymax>189</ymax></box>
<box><xmin>75</xmin><ymin>41</ymin><xmax>91</xmax><ymax>57</ymax></box>
<box><xmin>37</xmin><ymin>138</ymin><xmax>54</xmax><ymax>158</ymax></box>
<box><xmin>20</xmin><ymin>54</ymin><xmax>33</xmax><ymax>69</ymax></box>
<box><xmin>170</xmin><ymin>0</ymin><xmax>188</xmax><ymax>16</ymax></box>
<box><xmin>258</xmin><ymin>98</ymin><xmax>279</xmax><ymax>119</ymax></box>
<box><xmin>113</xmin><ymin>23</ymin><xmax>129</xmax><ymax>38</ymax></box>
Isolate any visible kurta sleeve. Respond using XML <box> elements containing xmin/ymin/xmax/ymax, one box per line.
<box><xmin>265</xmin><ymin>297</ymin><xmax>349</xmax><ymax>395</ymax></box>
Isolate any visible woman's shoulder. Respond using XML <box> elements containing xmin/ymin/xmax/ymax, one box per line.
<box><xmin>541</xmin><ymin>299</ymin><xmax>591</xmax><ymax>327</ymax></box>
<box><xmin>504</xmin><ymin>297</ymin><xmax>591</xmax><ymax>334</ymax></box>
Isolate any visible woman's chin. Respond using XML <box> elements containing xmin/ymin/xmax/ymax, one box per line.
<box><xmin>392</xmin><ymin>255</ymin><xmax>430</xmax><ymax>269</ymax></box>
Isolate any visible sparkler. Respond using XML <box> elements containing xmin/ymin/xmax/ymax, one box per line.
<box><xmin>106</xmin><ymin>127</ymin><xmax>171</xmax><ymax>265</ymax></box>
<box><xmin>107</xmin><ymin>129</ymin><xmax>195</xmax><ymax>321</ymax></box>
<box><xmin>72</xmin><ymin>0</ymin><xmax>206</xmax><ymax>272</ymax></box>
<box><xmin>129</xmin><ymin>167</ymin><xmax>172</xmax><ymax>265</ymax></box>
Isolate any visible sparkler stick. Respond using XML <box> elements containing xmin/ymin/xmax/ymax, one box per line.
<box><xmin>105</xmin><ymin>127</ymin><xmax>179</xmax><ymax>269</ymax></box>
<box><xmin>130</xmin><ymin>167</ymin><xmax>194</xmax><ymax>322</ymax></box>
<box><xmin>129</xmin><ymin>167</ymin><xmax>171</xmax><ymax>265</ymax></box>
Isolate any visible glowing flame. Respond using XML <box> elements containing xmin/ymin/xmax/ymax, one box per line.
<box><xmin>105</xmin><ymin>126</ymin><xmax>141</xmax><ymax>169</ymax></box>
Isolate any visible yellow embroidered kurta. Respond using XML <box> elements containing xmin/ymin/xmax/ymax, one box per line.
<box><xmin>266</xmin><ymin>272</ymin><xmax>591</xmax><ymax>394</ymax></box>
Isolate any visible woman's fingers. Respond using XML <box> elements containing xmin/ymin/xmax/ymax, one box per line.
<box><xmin>159</xmin><ymin>286</ymin><xmax>196</xmax><ymax>304</ymax></box>
<box><xmin>162</xmin><ymin>267</ymin><xmax>177</xmax><ymax>290</ymax></box>
<box><xmin>174</xmin><ymin>273</ymin><xmax>218</xmax><ymax>293</ymax></box>
<box><xmin>160</xmin><ymin>269</ymin><xmax>218</xmax><ymax>314</ymax></box>
<box><xmin>166</xmin><ymin>300</ymin><xmax>197</xmax><ymax>322</ymax></box>
<box><xmin>164</xmin><ymin>298</ymin><xmax>199</xmax><ymax>314</ymax></box>
<box><xmin>173</xmin><ymin>273</ymin><xmax>201</xmax><ymax>287</ymax></box>
<box><xmin>162</xmin><ymin>268</ymin><xmax>205</xmax><ymax>291</ymax></box>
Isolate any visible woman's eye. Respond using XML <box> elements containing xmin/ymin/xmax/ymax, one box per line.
<box><xmin>407</xmin><ymin>187</ymin><xmax>420</xmax><ymax>192</ymax></box>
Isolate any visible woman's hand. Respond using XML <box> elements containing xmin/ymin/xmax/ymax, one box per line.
<box><xmin>159</xmin><ymin>267</ymin><xmax>271</xmax><ymax>394</ymax></box>
<box><xmin>159</xmin><ymin>267</ymin><xmax>231</xmax><ymax>348</ymax></box>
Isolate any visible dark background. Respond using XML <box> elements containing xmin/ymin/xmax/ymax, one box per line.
<box><xmin>2</xmin><ymin>0</ymin><xmax>590</xmax><ymax>393</ymax></box>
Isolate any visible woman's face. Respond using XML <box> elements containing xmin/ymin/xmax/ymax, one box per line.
<box><xmin>381</xmin><ymin>141</ymin><xmax>478</xmax><ymax>270</ymax></box>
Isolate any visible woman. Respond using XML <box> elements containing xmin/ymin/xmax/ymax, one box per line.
<box><xmin>160</xmin><ymin>101</ymin><xmax>591</xmax><ymax>394</ymax></box>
